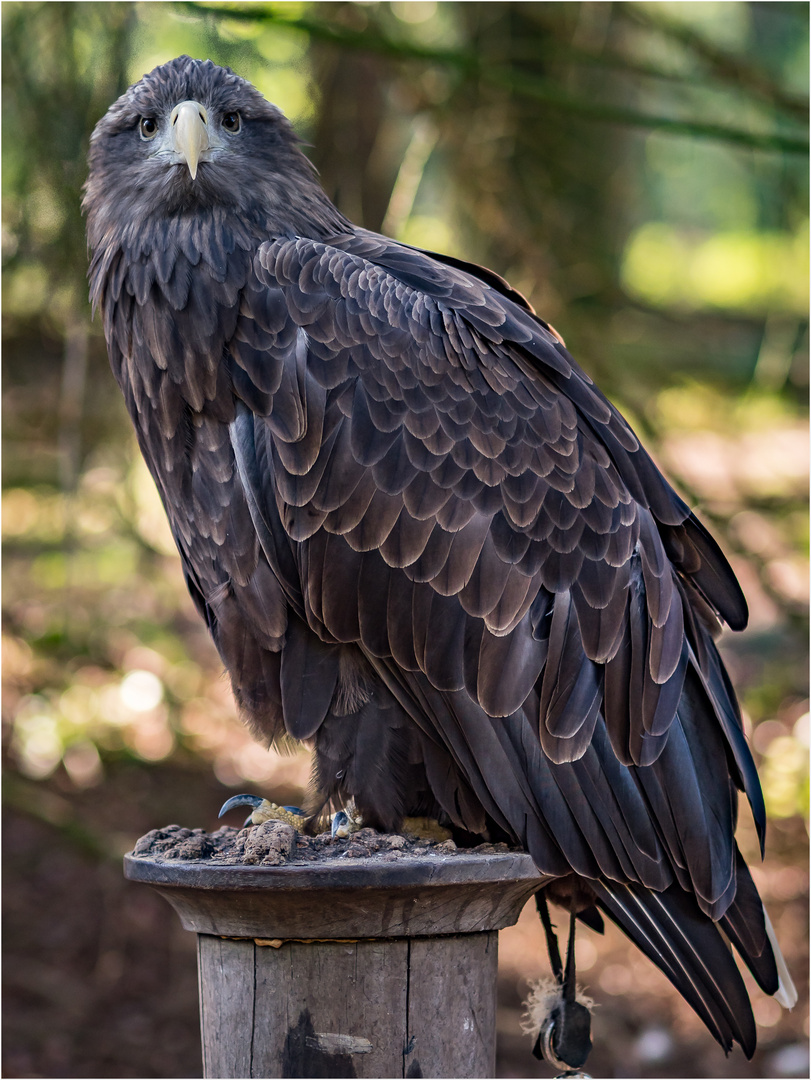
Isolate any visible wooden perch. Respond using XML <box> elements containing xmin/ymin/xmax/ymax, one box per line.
<box><xmin>125</xmin><ymin>848</ymin><xmax>546</xmax><ymax>1078</ymax></box>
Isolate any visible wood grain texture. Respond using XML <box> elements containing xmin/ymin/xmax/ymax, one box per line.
<box><xmin>405</xmin><ymin>933</ymin><xmax>498</xmax><ymax>1079</ymax></box>
<box><xmin>254</xmin><ymin>939</ymin><xmax>408</xmax><ymax>1078</ymax></box>
<box><xmin>198</xmin><ymin>936</ymin><xmax>255</xmax><ymax>1079</ymax></box>
<box><xmin>197</xmin><ymin>933</ymin><xmax>499</xmax><ymax>1078</ymax></box>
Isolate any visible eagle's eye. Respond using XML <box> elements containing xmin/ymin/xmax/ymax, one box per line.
<box><xmin>139</xmin><ymin>117</ymin><xmax>159</xmax><ymax>140</ymax></box>
<box><xmin>222</xmin><ymin>112</ymin><xmax>241</xmax><ymax>133</ymax></box>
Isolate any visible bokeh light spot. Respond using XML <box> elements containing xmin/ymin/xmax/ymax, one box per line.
<box><xmin>119</xmin><ymin>670</ymin><xmax>164</xmax><ymax>713</ymax></box>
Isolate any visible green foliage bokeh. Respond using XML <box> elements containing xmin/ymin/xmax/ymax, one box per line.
<box><xmin>2</xmin><ymin>0</ymin><xmax>808</xmax><ymax>844</ymax></box>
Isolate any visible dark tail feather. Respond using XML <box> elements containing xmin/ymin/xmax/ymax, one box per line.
<box><xmin>720</xmin><ymin>850</ymin><xmax>779</xmax><ymax>995</ymax></box>
<box><xmin>592</xmin><ymin>879</ymin><xmax>757</xmax><ymax>1058</ymax></box>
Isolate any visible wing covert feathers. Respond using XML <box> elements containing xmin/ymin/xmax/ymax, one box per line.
<box><xmin>249</xmin><ymin>233</ymin><xmax>749</xmax><ymax>770</ymax></box>
<box><xmin>246</xmin><ymin>231</ymin><xmax>774</xmax><ymax>1055</ymax></box>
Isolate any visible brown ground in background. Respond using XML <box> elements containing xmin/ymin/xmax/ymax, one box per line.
<box><xmin>3</xmin><ymin>760</ymin><xmax>807</xmax><ymax>1080</ymax></box>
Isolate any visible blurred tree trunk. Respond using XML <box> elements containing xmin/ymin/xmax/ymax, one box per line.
<box><xmin>433</xmin><ymin>4</ymin><xmax>631</xmax><ymax>375</ymax></box>
<box><xmin>309</xmin><ymin>2</ymin><xmax>407</xmax><ymax>231</ymax></box>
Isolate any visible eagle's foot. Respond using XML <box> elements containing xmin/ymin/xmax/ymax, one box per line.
<box><xmin>331</xmin><ymin>798</ymin><xmax>363</xmax><ymax>838</ymax></box>
<box><xmin>329</xmin><ymin>800</ymin><xmax>453</xmax><ymax>842</ymax></box>
<box><xmin>218</xmin><ymin>793</ymin><xmax>306</xmax><ymax>830</ymax></box>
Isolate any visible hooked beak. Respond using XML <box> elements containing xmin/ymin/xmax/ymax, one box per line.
<box><xmin>170</xmin><ymin>100</ymin><xmax>209</xmax><ymax>180</ymax></box>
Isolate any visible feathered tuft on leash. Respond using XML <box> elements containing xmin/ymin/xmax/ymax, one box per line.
<box><xmin>521</xmin><ymin>976</ymin><xmax>595</xmax><ymax>1039</ymax></box>
<box><xmin>521</xmin><ymin>976</ymin><xmax>595</xmax><ymax>1075</ymax></box>
<box><xmin>529</xmin><ymin>893</ymin><xmax>595</xmax><ymax>1074</ymax></box>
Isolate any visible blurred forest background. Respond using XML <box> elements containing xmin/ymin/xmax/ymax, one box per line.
<box><xmin>2</xmin><ymin>2</ymin><xmax>808</xmax><ymax>1078</ymax></box>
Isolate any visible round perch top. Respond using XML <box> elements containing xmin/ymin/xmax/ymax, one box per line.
<box><xmin>124</xmin><ymin>823</ymin><xmax>547</xmax><ymax>940</ymax></box>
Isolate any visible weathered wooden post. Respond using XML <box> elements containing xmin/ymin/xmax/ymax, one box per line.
<box><xmin>124</xmin><ymin>848</ymin><xmax>546</xmax><ymax>1078</ymax></box>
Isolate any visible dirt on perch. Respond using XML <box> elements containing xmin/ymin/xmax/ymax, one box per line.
<box><xmin>131</xmin><ymin>822</ymin><xmax>516</xmax><ymax>866</ymax></box>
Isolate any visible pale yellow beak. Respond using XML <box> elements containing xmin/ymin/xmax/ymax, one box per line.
<box><xmin>170</xmin><ymin>100</ymin><xmax>209</xmax><ymax>180</ymax></box>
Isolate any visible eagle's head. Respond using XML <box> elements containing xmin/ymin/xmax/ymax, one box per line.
<box><xmin>83</xmin><ymin>56</ymin><xmax>346</xmax><ymax>253</ymax></box>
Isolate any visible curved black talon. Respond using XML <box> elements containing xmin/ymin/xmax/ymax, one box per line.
<box><xmin>218</xmin><ymin>794</ymin><xmax>305</xmax><ymax>828</ymax></box>
<box><xmin>218</xmin><ymin>793</ymin><xmax>265</xmax><ymax>819</ymax></box>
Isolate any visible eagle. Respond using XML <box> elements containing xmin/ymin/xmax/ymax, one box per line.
<box><xmin>84</xmin><ymin>56</ymin><xmax>795</xmax><ymax>1065</ymax></box>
